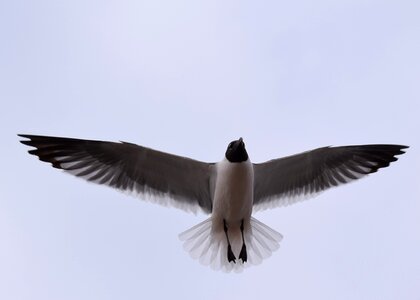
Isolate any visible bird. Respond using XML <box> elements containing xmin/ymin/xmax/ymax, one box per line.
<box><xmin>18</xmin><ymin>134</ymin><xmax>408</xmax><ymax>272</ymax></box>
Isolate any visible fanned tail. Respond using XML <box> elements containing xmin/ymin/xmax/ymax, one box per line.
<box><xmin>179</xmin><ymin>217</ymin><xmax>283</xmax><ymax>272</ymax></box>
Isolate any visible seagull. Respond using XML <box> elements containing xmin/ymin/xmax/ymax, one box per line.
<box><xmin>18</xmin><ymin>134</ymin><xmax>408</xmax><ymax>272</ymax></box>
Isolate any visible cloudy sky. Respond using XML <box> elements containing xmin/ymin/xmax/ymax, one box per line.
<box><xmin>1</xmin><ymin>0</ymin><xmax>419</xmax><ymax>299</ymax></box>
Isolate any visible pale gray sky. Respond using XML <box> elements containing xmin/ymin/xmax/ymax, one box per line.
<box><xmin>1</xmin><ymin>0</ymin><xmax>419</xmax><ymax>299</ymax></box>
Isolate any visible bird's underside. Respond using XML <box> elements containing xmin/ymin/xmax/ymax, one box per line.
<box><xmin>18</xmin><ymin>134</ymin><xmax>408</xmax><ymax>272</ymax></box>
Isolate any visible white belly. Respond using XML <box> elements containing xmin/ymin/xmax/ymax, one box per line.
<box><xmin>212</xmin><ymin>158</ymin><xmax>254</xmax><ymax>226</ymax></box>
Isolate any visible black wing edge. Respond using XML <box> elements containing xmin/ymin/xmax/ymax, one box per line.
<box><xmin>18</xmin><ymin>133</ymin><xmax>110</xmax><ymax>169</ymax></box>
<box><xmin>348</xmin><ymin>144</ymin><xmax>409</xmax><ymax>174</ymax></box>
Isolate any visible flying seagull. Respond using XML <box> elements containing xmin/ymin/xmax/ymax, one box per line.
<box><xmin>18</xmin><ymin>134</ymin><xmax>408</xmax><ymax>272</ymax></box>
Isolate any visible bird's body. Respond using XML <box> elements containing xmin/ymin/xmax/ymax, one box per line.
<box><xmin>213</xmin><ymin>158</ymin><xmax>253</xmax><ymax>226</ymax></box>
<box><xmin>19</xmin><ymin>134</ymin><xmax>408</xmax><ymax>272</ymax></box>
<box><xmin>207</xmin><ymin>158</ymin><xmax>254</xmax><ymax>269</ymax></box>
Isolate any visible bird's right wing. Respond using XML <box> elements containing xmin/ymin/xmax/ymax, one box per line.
<box><xmin>19</xmin><ymin>134</ymin><xmax>214</xmax><ymax>214</ymax></box>
<box><xmin>253</xmin><ymin>144</ymin><xmax>408</xmax><ymax>211</ymax></box>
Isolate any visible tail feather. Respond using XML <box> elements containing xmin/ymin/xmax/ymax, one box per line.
<box><xmin>180</xmin><ymin>218</ymin><xmax>213</xmax><ymax>259</ymax></box>
<box><xmin>179</xmin><ymin>217</ymin><xmax>283</xmax><ymax>272</ymax></box>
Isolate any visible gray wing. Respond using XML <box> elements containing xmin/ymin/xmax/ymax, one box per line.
<box><xmin>253</xmin><ymin>144</ymin><xmax>408</xmax><ymax>211</ymax></box>
<box><xmin>19</xmin><ymin>134</ymin><xmax>214</xmax><ymax>214</ymax></box>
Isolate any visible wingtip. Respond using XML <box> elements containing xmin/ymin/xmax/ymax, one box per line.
<box><xmin>398</xmin><ymin>145</ymin><xmax>409</xmax><ymax>155</ymax></box>
<box><xmin>18</xmin><ymin>134</ymin><xmax>34</xmax><ymax>146</ymax></box>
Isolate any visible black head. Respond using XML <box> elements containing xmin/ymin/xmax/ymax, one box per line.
<box><xmin>225</xmin><ymin>137</ymin><xmax>248</xmax><ymax>163</ymax></box>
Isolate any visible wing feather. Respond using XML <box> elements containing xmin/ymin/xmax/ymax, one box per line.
<box><xmin>19</xmin><ymin>134</ymin><xmax>214</xmax><ymax>214</ymax></box>
<box><xmin>253</xmin><ymin>144</ymin><xmax>408</xmax><ymax>211</ymax></box>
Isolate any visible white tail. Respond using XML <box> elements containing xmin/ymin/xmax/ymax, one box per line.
<box><xmin>179</xmin><ymin>217</ymin><xmax>283</xmax><ymax>272</ymax></box>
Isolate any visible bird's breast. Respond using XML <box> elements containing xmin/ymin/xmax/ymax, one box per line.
<box><xmin>212</xmin><ymin>159</ymin><xmax>254</xmax><ymax>223</ymax></box>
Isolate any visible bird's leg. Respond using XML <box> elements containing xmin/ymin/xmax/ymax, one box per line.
<box><xmin>223</xmin><ymin>219</ymin><xmax>236</xmax><ymax>263</ymax></box>
<box><xmin>239</xmin><ymin>219</ymin><xmax>247</xmax><ymax>263</ymax></box>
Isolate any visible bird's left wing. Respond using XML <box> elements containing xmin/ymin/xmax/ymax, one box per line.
<box><xmin>253</xmin><ymin>144</ymin><xmax>408</xmax><ymax>211</ymax></box>
<box><xmin>19</xmin><ymin>134</ymin><xmax>214</xmax><ymax>214</ymax></box>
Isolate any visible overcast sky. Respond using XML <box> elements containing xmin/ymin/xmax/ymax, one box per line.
<box><xmin>1</xmin><ymin>0</ymin><xmax>419</xmax><ymax>299</ymax></box>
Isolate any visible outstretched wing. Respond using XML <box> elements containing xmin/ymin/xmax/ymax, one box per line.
<box><xmin>19</xmin><ymin>134</ymin><xmax>214</xmax><ymax>214</ymax></box>
<box><xmin>253</xmin><ymin>144</ymin><xmax>408</xmax><ymax>210</ymax></box>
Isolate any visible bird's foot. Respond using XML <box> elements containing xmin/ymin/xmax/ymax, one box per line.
<box><xmin>239</xmin><ymin>244</ymin><xmax>247</xmax><ymax>263</ymax></box>
<box><xmin>227</xmin><ymin>245</ymin><xmax>236</xmax><ymax>263</ymax></box>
